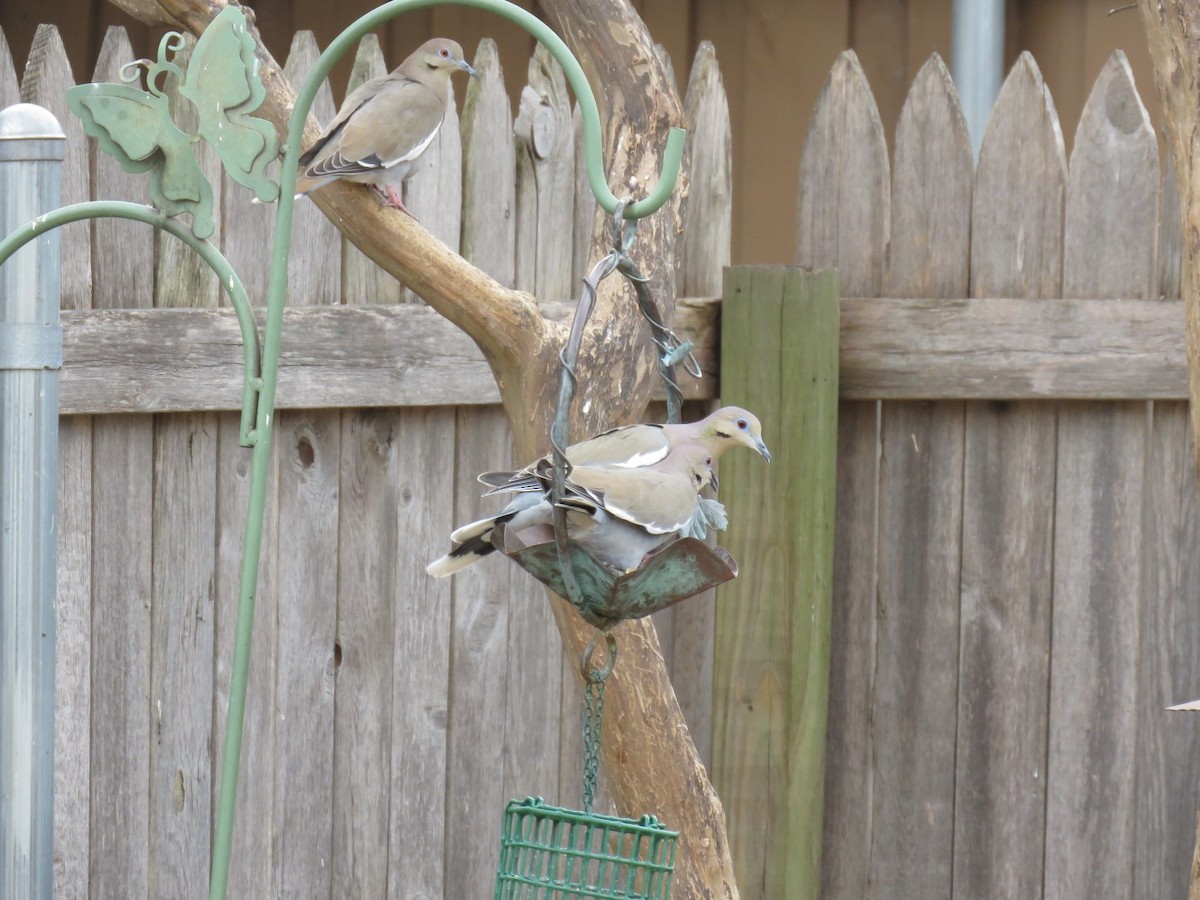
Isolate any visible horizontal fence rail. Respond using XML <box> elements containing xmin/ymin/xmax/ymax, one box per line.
<box><xmin>57</xmin><ymin>295</ymin><xmax>1188</xmax><ymax>413</ymax></box>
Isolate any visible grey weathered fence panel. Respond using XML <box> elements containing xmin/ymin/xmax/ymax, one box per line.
<box><xmin>795</xmin><ymin>49</ymin><xmax>888</xmax><ymax>900</ymax></box>
<box><xmin>1045</xmin><ymin>50</ymin><xmax>1159</xmax><ymax>899</ymax></box>
<box><xmin>958</xmin><ymin>51</ymin><xmax>1065</xmax><ymax>900</ymax></box>
<box><xmin>879</xmin><ymin>51</ymin><xmax>971</xmax><ymax>900</ymax></box>
<box><xmin>9</xmin><ymin>19</ymin><xmax>1200</xmax><ymax>899</ymax></box>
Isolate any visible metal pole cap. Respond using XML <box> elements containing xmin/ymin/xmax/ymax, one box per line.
<box><xmin>0</xmin><ymin>103</ymin><xmax>65</xmax><ymax>161</ymax></box>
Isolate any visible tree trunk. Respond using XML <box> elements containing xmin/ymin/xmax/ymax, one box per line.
<box><xmin>105</xmin><ymin>0</ymin><xmax>738</xmax><ymax>894</ymax></box>
<box><xmin>1139</xmin><ymin>2</ymin><xmax>1200</xmax><ymax>469</ymax></box>
<box><xmin>1139</xmin><ymin>4</ymin><xmax>1200</xmax><ymax>897</ymax></box>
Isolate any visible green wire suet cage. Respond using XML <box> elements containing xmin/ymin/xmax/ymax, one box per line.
<box><xmin>495</xmin><ymin>798</ymin><xmax>677</xmax><ymax>899</ymax></box>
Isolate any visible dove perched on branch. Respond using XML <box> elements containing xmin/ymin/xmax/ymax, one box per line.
<box><xmin>294</xmin><ymin>37</ymin><xmax>476</xmax><ymax>215</ymax></box>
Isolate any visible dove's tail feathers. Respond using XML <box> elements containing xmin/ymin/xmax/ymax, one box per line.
<box><xmin>428</xmin><ymin>511</ymin><xmax>518</xmax><ymax>577</ymax></box>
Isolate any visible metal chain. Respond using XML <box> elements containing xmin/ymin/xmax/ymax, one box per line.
<box><xmin>582</xmin><ymin>675</ymin><xmax>606</xmax><ymax>812</ymax></box>
<box><xmin>580</xmin><ymin>633</ymin><xmax>616</xmax><ymax>812</ymax></box>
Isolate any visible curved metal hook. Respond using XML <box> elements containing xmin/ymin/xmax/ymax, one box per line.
<box><xmin>0</xmin><ymin>200</ymin><xmax>262</xmax><ymax>447</ymax></box>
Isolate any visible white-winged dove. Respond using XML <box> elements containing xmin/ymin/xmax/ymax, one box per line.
<box><xmin>294</xmin><ymin>38</ymin><xmax>476</xmax><ymax>215</ymax></box>
<box><xmin>427</xmin><ymin>443</ymin><xmax>723</xmax><ymax>577</ymax></box>
<box><xmin>476</xmin><ymin>406</ymin><xmax>770</xmax><ymax>496</ymax></box>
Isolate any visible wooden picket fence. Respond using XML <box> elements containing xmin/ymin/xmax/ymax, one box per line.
<box><xmin>3</xmin><ymin>16</ymin><xmax>1199</xmax><ymax>900</ymax></box>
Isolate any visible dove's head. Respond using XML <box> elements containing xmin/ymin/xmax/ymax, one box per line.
<box><xmin>414</xmin><ymin>38</ymin><xmax>477</xmax><ymax>79</ymax></box>
<box><xmin>697</xmin><ymin>406</ymin><xmax>771</xmax><ymax>463</ymax></box>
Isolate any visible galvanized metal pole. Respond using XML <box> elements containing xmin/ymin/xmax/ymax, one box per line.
<box><xmin>952</xmin><ymin>0</ymin><xmax>1005</xmax><ymax>157</ymax></box>
<box><xmin>0</xmin><ymin>103</ymin><xmax>64</xmax><ymax>900</ymax></box>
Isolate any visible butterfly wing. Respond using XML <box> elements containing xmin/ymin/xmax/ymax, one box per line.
<box><xmin>180</xmin><ymin>6</ymin><xmax>280</xmax><ymax>202</ymax></box>
<box><xmin>67</xmin><ymin>82</ymin><xmax>216</xmax><ymax>238</ymax></box>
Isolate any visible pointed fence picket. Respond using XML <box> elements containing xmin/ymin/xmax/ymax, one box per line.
<box><xmin>5</xmin><ymin>19</ymin><xmax>1200</xmax><ymax>900</ymax></box>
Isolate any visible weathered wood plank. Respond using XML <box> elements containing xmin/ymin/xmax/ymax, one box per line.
<box><xmin>56</xmin><ymin>294</ymin><xmax>1192</xmax><ymax>413</ymax></box>
<box><xmin>403</xmin><ymin>69</ymin><xmax>462</xmax><ymax>304</ymax></box>
<box><xmin>147</xmin><ymin>413</ymin><xmax>217</xmax><ymax>899</ymax></box>
<box><xmin>386</xmin><ymin>407</ymin><xmax>454</xmax><ymax>899</ymax></box>
<box><xmin>514</xmin><ymin>43</ymin><xmax>574</xmax><ymax>303</ymax></box>
<box><xmin>461</xmin><ymin>37</ymin><xmax>515</xmax><ymax>289</ymax></box>
<box><xmin>796</xmin><ymin>50</ymin><xmax>890</xmax><ymax>298</ymax></box>
<box><xmin>341</xmin><ymin>35</ymin><xmax>401</xmax><ymax>307</ymax></box>
<box><xmin>713</xmin><ymin>267</ymin><xmax>837</xmax><ymax>900</ymax></box>
<box><xmin>872</xmin><ymin>402</ymin><xmax>964</xmax><ymax>900</ymax></box>
<box><xmin>1044</xmin><ymin>50</ymin><xmax>1158</xmax><ymax>899</ymax></box>
<box><xmin>956</xmin><ymin>50</ymin><xmax>1066</xmax><ymax>900</ymax></box>
<box><xmin>20</xmin><ymin>24</ymin><xmax>92</xmax><ymax>897</ymax></box>
<box><xmin>669</xmin><ymin>41</ymin><xmax>733</xmax><ymax>769</ymax></box>
<box><xmin>713</xmin><ymin>267</ymin><xmax>786</xmax><ymax>898</ymax></box>
<box><xmin>873</xmin><ymin>52</ymin><xmax>971</xmax><ymax>900</ymax></box>
<box><xmin>1135</xmin><ymin>402</ymin><xmax>1200</xmax><ymax>900</ymax></box>
<box><xmin>285</xmin><ymin>32</ymin><xmax>340</xmax><ymax>310</ymax></box>
<box><xmin>273</xmin><ymin>413</ymin><xmax>339</xmax><ymax>899</ymax></box>
<box><xmin>0</xmin><ymin>26</ymin><xmax>18</xmax><ymax>107</ymax></box>
<box><xmin>444</xmin><ymin>407</ymin><xmax>511</xmax><ymax>899</ymax></box>
<box><xmin>278</xmin><ymin>33</ymin><xmax>341</xmax><ymax>898</ymax></box>
<box><xmin>147</xmin><ymin>58</ymin><xmax>220</xmax><ymax>898</ymax></box>
<box><xmin>86</xmin><ymin>27</ymin><xmax>153</xmax><ymax>898</ymax></box>
<box><xmin>794</xmin><ymin>48</ymin><xmax>887</xmax><ymax>900</ymax></box>
<box><xmin>332</xmin><ymin>409</ymin><xmax>400</xmax><ymax>897</ymax></box>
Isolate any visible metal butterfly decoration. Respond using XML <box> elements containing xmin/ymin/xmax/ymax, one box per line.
<box><xmin>67</xmin><ymin>6</ymin><xmax>279</xmax><ymax>239</ymax></box>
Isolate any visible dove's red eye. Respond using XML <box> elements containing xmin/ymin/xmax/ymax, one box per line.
<box><xmin>439</xmin><ymin>47</ymin><xmax>450</xmax><ymax>58</ymax></box>
<box><xmin>737</xmin><ymin>419</ymin><xmax>748</xmax><ymax>430</ymax></box>
<box><xmin>706</xmin><ymin>456</ymin><xmax>713</xmax><ymax>466</ymax></box>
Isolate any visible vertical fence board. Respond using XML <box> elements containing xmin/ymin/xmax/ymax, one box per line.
<box><xmin>403</xmin><ymin>73</ymin><xmax>462</xmax><ymax>303</ymax></box>
<box><xmin>386</xmin><ymin>407</ymin><xmax>454</xmax><ymax>899</ymax></box>
<box><xmin>514</xmin><ymin>43</ymin><xmax>574</xmax><ymax>302</ymax></box>
<box><xmin>874</xmin><ymin>52</ymin><xmax>971</xmax><ymax>900</ymax></box>
<box><xmin>513</xmin><ymin>43</ymin><xmax>578</xmax><ymax>813</ymax></box>
<box><xmin>461</xmin><ymin>37</ymin><xmax>515</xmax><ymax>290</ymax></box>
<box><xmin>332</xmin><ymin>410</ymin><xmax>400</xmax><ymax>897</ymax></box>
<box><xmin>713</xmin><ymin>267</ymin><xmax>838</xmax><ymax>900</ymax></box>
<box><xmin>958</xmin><ymin>52</ymin><xmax>1066</xmax><ymax>899</ymax></box>
<box><xmin>666</xmin><ymin>39</ymin><xmax>732</xmax><ymax>769</ymax></box>
<box><xmin>503</xmin><ymin>46</ymin><xmax>564</xmax><ymax>815</ymax></box>
<box><xmin>274</xmin><ymin>414</ymin><xmax>340</xmax><ymax>899</ymax></box>
<box><xmin>147</xmin><ymin>64</ymin><xmax>222</xmax><ymax>900</ymax></box>
<box><xmin>712</xmin><ymin>267</ymin><xmax>786</xmax><ymax>897</ymax></box>
<box><xmin>86</xmin><ymin>27</ymin><xmax>154</xmax><ymax>898</ymax></box>
<box><xmin>273</xmin><ymin>35</ymin><xmax>341</xmax><ymax>897</ymax></box>
<box><xmin>340</xmin><ymin>34</ymin><xmax>400</xmax><ymax>306</ymax></box>
<box><xmin>794</xmin><ymin>49</ymin><xmax>888</xmax><ymax>900</ymax></box>
<box><xmin>1137</xmin><ymin>402</ymin><xmax>1200</xmax><ymax>900</ymax></box>
<box><xmin>445</xmin><ymin>407</ymin><xmax>511</xmax><ymax>899</ymax></box>
<box><xmin>1045</xmin><ymin>50</ymin><xmax>1158</xmax><ymax>899</ymax></box>
<box><xmin>146</xmin><ymin>65</ymin><xmax>221</xmax><ymax>897</ymax></box>
<box><xmin>20</xmin><ymin>24</ymin><xmax>93</xmax><ymax>896</ymax></box>
<box><xmin>0</xmin><ymin>28</ymin><xmax>17</xmax><ymax>106</ymax></box>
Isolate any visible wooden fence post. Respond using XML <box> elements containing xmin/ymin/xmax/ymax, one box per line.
<box><xmin>713</xmin><ymin>265</ymin><xmax>839</xmax><ymax>900</ymax></box>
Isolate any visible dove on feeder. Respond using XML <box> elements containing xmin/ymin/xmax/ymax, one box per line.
<box><xmin>293</xmin><ymin>37</ymin><xmax>476</xmax><ymax>215</ymax></box>
<box><xmin>481</xmin><ymin>407</ymin><xmax>771</xmax><ymax>488</ymax></box>
<box><xmin>427</xmin><ymin>443</ymin><xmax>724</xmax><ymax>577</ymax></box>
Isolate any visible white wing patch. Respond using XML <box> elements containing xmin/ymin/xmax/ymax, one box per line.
<box><xmin>383</xmin><ymin>119</ymin><xmax>442</xmax><ymax>168</ymax></box>
<box><xmin>612</xmin><ymin>445</ymin><xmax>669</xmax><ymax>468</ymax></box>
